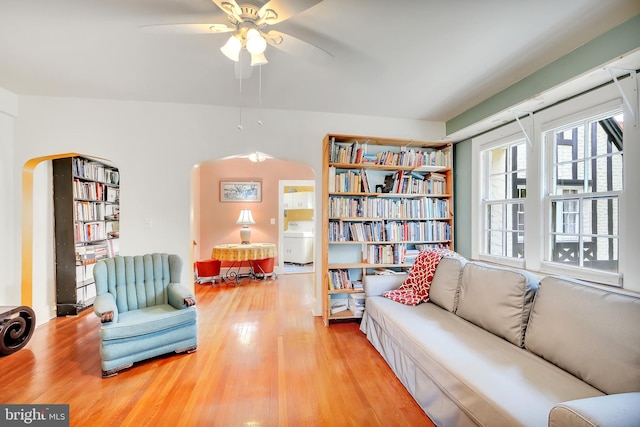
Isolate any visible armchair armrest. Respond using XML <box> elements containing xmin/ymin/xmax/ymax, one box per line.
<box><xmin>549</xmin><ymin>392</ymin><xmax>640</xmax><ymax>427</ymax></box>
<box><xmin>363</xmin><ymin>273</ymin><xmax>408</xmax><ymax>297</ymax></box>
<box><xmin>168</xmin><ymin>283</ymin><xmax>195</xmax><ymax>309</ymax></box>
<box><xmin>94</xmin><ymin>293</ymin><xmax>118</xmax><ymax>323</ymax></box>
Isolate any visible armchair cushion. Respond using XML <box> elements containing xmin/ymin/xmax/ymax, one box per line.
<box><xmin>99</xmin><ymin>304</ymin><xmax>196</xmax><ymax>341</ymax></box>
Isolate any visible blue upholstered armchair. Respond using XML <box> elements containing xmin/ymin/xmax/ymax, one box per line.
<box><xmin>93</xmin><ymin>253</ymin><xmax>198</xmax><ymax>377</ymax></box>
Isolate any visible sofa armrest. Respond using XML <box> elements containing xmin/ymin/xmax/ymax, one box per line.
<box><xmin>93</xmin><ymin>293</ymin><xmax>118</xmax><ymax>323</ymax></box>
<box><xmin>549</xmin><ymin>392</ymin><xmax>640</xmax><ymax>427</ymax></box>
<box><xmin>363</xmin><ymin>273</ymin><xmax>408</xmax><ymax>297</ymax></box>
<box><xmin>168</xmin><ymin>283</ymin><xmax>195</xmax><ymax>309</ymax></box>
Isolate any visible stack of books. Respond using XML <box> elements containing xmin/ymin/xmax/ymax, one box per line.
<box><xmin>330</xmin><ymin>296</ymin><xmax>349</xmax><ymax>315</ymax></box>
<box><xmin>349</xmin><ymin>294</ymin><xmax>366</xmax><ymax>318</ymax></box>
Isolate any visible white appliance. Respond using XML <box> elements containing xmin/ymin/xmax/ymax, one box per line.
<box><xmin>283</xmin><ymin>221</ymin><xmax>314</xmax><ymax>264</ymax></box>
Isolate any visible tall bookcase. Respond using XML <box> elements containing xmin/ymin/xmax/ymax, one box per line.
<box><xmin>52</xmin><ymin>157</ymin><xmax>120</xmax><ymax>316</ymax></box>
<box><xmin>322</xmin><ymin>134</ymin><xmax>454</xmax><ymax>325</ymax></box>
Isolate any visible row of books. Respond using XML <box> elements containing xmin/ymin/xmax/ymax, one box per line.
<box><xmin>328</xmin><ymin>269</ymin><xmax>363</xmax><ymax>290</ymax></box>
<box><xmin>385</xmin><ymin>221</ymin><xmax>451</xmax><ymax>242</ymax></box>
<box><xmin>329</xmin><ymin>139</ymin><xmax>451</xmax><ymax>168</ymax></box>
<box><xmin>75</xmin><ymin>239</ymin><xmax>120</xmax><ymax>266</ymax></box>
<box><xmin>329</xmin><ymin>167</ymin><xmax>447</xmax><ymax>195</ymax></box>
<box><xmin>387</xmin><ymin>171</ymin><xmax>447</xmax><ymax>195</ymax></box>
<box><xmin>74</xmin><ymin>201</ymin><xmax>119</xmax><ymax>222</ymax></box>
<box><xmin>328</xmin><ymin>196</ymin><xmax>450</xmax><ymax>219</ymax></box>
<box><xmin>73</xmin><ymin>179</ymin><xmax>119</xmax><ymax>203</ymax></box>
<box><xmin>329</xmin><ymin>219</ymin><xmax>451</xmax><ymax>242</ymax></box>
<box><xmin>73</xmin><ymin>157</ymin><xmax>120</xmax><ymax>185</ymax></box>
<box><xmin>328</xmin><ymin>168</ymin><xmax>361</xmax><ymax>193</ymax></box>
<box><xmin>74</xmin><ymin>221</ymin><xmax>118</xmax><ymax>243</ymax></box>
<box><xmin>364</xmin><ymin>244</ymin><xmax>407</xmax><ymax>264</ymax></box>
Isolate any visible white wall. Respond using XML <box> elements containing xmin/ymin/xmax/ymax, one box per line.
<box><xmin>0</xmin><ymin>88</ymin><xmax>18</xmax><ymax>306</ymax></box>
<box><xmin>7</xmin><ymin>94</ymin><xmax>444</xmax><ymax>323</ymax></box>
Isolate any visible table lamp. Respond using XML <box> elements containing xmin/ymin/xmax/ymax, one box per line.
<box><xmin>236</xmin><ymin>209</ymin><xmax>256</xmax><ymax>244</ymax></box>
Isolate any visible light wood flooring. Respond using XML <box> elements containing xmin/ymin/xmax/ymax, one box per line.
<box><xmin>0</xmin><ymin>274</ymin><xmax>434</xmax><ymax>426</ymax></box>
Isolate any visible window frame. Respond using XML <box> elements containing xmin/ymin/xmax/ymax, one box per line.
<box><xmin>479</xmin><ymin>135</ymin><xmax>527</xmax><ymax>264</ymax></box>
<box><xmin>471</xmin><ymin>83</ymin><xmax>627</xmax><ymax>286</ymax></box>
<box><xmin>541</xmin><ymin>101</ymin><xmax>623</xmax><ymax>284</ymax></box>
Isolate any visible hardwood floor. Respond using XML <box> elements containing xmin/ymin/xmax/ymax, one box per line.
<box><xmin>0</xmin><ymin>274</ymin><xmax>434</xmax><ymax>426</ymax></box>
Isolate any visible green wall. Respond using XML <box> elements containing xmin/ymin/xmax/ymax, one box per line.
<box><xmin>453</xmin><ymin>140</ymin><xmax>472</xmax><ymax>258</ymax></box>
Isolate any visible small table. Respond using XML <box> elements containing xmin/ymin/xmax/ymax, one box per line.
<box><xmin>0</xmin><ymin>306</ymin><xmax>36</xmax><ymax>356</ymax></box>
<box><xmin>211</xmin><ymin>243</ymin><xmax>277</xmax><ymax>283</ymax></box>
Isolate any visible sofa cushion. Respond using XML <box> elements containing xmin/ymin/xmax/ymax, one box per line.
<box><xmin>429</xmin><ymin>256</ymin><xmax>467</xmax><ymax>312</ymax></box>
<box><xmin>456</xmin><ymin>262</ymin><xmax>539</xmax><ymax>347</ymax></box>
<box><xmin>525</xmin><ymin>276</ymin><xmax>640</xmax><ymax>395</ymax></box>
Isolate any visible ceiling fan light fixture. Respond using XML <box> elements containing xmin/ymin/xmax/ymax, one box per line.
<box><xmin>250</xmin><ymin>51</ymin><xmax>268</xmax><ymax>66</ymax></box>
<box><xmin>246</xmin><ymin>28</ymin><xmax>267</xmax><ymax>55</ymax></box>
<box><xmin>220</xmin><ymin>35</ymin><xmax>242</xmax><ymax>61</ymax></box>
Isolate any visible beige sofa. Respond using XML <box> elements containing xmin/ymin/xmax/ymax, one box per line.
<box><xmin>360</xmin><ymin>257</ymin><xmax>640</xmax><ymax>426</ymax></box>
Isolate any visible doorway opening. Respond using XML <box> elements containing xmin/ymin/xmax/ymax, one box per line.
<box><xmin>279</xmin><ymin>180</ymin><xmax>315</xmax><ymax>274</ymax></box>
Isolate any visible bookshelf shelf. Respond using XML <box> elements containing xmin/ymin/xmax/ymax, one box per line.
<box><xmin>53</xmin><ymin>156</ymin><xmax>120</xmax><ymax>316</ymax></box>
<box><xmin>322</xmin><ymin>134</ymin><xmax>454</xmax><ymax>325</ymax></box>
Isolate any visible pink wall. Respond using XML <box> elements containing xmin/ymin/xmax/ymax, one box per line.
<box><xmin>195</xmin><ymin>157</ymin><xmax>314</xmax><ymax>262</ymax></box>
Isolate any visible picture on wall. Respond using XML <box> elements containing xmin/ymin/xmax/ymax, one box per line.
<box><xmin>220</xmin><ymin>180</ymin><xmax>262</xmax><ymax>203</ymax></box>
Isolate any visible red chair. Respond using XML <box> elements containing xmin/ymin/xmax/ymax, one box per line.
<box><xmin>195</xmin><ymin>259</ymin><xmax>221</xmax><ymax>284</ymax></box>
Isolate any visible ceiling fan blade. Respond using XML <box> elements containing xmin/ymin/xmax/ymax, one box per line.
<box><xmin>211</xmin><ymin>0</ymin><xmax>243</xmax><ymax>21</ymax></box>
<box><xmin>140</xmin><ymin>23</ymin><xmax>235</xmax><ymax>35</ymax></box>
<box><xmin>257</xmin><ymin>0</ymin><xmax>323</xmax><ymax>25</ymax></box>
<box><xmin>265</xmin><ymin>30</ymin><xmax>332</xmax><ymax>61</ymax></box>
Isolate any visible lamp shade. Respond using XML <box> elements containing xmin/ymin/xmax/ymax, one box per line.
<box><xmin>220</xmin><ymin>35</ymin><xmax>241</xmax><ymax>62</ymax></box>
<box><xmin>250</xmin><ymin>52</ymin><xmax>268</xmax><ymax>66</ymax></box>
<box><xmin>246</xmin><ymin>29</ymin><xmax>267</xmax><ymax>54</ymax></box>
<box><xmin>236</xmin><ymin>209</ymin><xmax>256</xmax><ymax>225</ymax></box>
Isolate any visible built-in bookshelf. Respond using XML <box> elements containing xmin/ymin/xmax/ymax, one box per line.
<box><xmin>53</xmin><ymin>156</ymin><xmax>120</xmax><ymax>316</ymax></box>
<box><xmin>322</xmin><ymin>134</ymin><xmax>454</xmax><ymax>325</ymax></box>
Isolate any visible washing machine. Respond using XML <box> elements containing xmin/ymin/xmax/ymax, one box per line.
<box><xmin>283</xmin><ymin>221</ymin><xmax>314</xmax><ymax>264</ymax></box>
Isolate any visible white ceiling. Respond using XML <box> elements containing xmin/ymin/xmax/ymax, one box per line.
<box><xmin>1</xmin><ymin>0</ymin><xmax>639</xmax><ymax>126</ymax></box>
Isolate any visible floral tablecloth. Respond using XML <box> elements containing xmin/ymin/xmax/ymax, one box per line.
<box><xmin>211</xmin><ymin>243</ymin><xmax>277</xmax><ymax>262</ymax></box>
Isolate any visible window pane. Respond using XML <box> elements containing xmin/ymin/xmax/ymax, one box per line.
<box><xmin>505</xmin><ymin>202</ymin><xmax>524</xmax><ymax>232</ymax></box>
<box><xmin>487</xmin><ymin>231</ymin><xmax>504</xmax><ymax>256</ymax></box>
<box><xmin>583</xmin><ymin>237</ymin><xmax>618</xmax><ymax>273</ymax></box>
<box><xmin>488</xmin><ymin>204</ymin><xmax>503</xmax><ymax>230</ymax></box>
<box><xmin>582</xmin><ymin>198</ymin><xmax>618</xmax><ymax>236</ymax></box>
<box><xmin>551</xmin><ymin>235</ymin><xmax>580</xmax><ymax>266</ymax></box>
<box><xmin>489</xmin><ymin>174</ymin><xmax>506</xmax><ymax>200</ymax></box>
<box><xmin>505</xmin><ymin>231</ymin><xmax>524</xmax><ymax>258</ymax></box>
<box><xmin>490</xmin><ymin>147</ymin><xmax>507</xmax><ymax>174</ymax></box>
<box><xmin>611</xmin><ymin>154</ymin><xmax>623</xmax><ymax>192</ymax></box>
<box><xmin>551</xmin><ymin>199</ymin><xmax>579</xmax><ymax>237</ymax></box>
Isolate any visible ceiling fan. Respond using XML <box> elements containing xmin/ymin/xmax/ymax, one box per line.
<box><xmin>141</xmin><ymin>0</ymin><xmax>332</xmax><ymax>68</ymax></box>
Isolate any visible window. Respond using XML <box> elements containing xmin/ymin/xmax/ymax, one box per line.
<box><xmin>545</xmin><ymin>111</ymin><xmax>623</xmax><ymax>273</ymax></box>
<box><xmin>480</xmin><ymin>139</ymin><xmax>526</xmax><ymax>259</ymax></box>
<box><xmin>471</xmin><ymin>81</ymin><xmax>630</xmax><ymax>286</ymax></box>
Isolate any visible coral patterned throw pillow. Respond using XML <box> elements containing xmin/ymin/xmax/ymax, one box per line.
<box><xmin>383</xmin><ymin>248</ymin><xmax>459</xmax><ymax>306</ymax></box>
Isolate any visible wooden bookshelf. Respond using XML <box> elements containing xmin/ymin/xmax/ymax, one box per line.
<box><xmin>322</xmin><ymin>134</ymin><xmax>454</xmax><ymax>325</ymax></box>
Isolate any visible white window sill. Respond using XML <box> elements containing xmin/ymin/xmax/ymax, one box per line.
<box><xmin>538</xmin><ymin>261</ymin><xmax>622</xmax><ymax>287</ymax></box>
